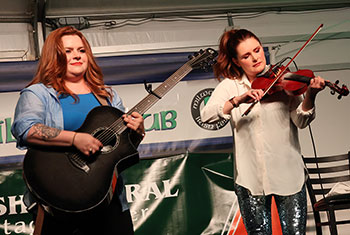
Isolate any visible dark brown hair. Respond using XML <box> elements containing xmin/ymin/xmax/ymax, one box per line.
<box><xmin>28</xmin><ymin>26</ymin><xmax>112</xmax><ymax>100</ymax></box>
<box><xmin>214</xmin><ymin>29</ymin><xmax>261</xmax><ymax>80</ymax></box>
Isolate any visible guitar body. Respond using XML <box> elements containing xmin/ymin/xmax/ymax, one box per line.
<box><xmin>23</xmin><ymin>106</ymin><xmax>139</xmax><ymax>214</ymax></box>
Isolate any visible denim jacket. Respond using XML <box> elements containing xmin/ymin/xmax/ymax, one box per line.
<box><xmin>11</xmin><ymin>83</ymin><xmax>129</xmax><ymax>212</ymax></box>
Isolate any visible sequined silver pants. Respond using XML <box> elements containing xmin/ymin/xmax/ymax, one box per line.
<box><xmin>235</xmin><ymin>183</ymin><xmax>307</xmax><ymax>235</ymax></box>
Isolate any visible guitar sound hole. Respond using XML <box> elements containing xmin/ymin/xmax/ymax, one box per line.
<box><xmin>91</xmin><ymin>127</ymin><xmax>119</xmax><ymax>154</ymax></box>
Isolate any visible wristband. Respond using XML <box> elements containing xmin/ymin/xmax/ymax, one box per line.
<box><xmin>230</xmin><ymin>97</ymin><xmax>239</xmax><ymax>108</ymax></box>
<box><xmin>72</xmin><ymin>132</ymin><xmax>77</xmax><ymax>146</ymax></box>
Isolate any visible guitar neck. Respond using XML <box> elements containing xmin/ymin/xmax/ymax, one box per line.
<box><xmin>113</xmin><ymin>62</ymin><xmax>193</xmax><ymax>134</ymax></box>
<box><xmin>127</xmin><ymin>63</ymin><xmax>193</xmax><ymax>116</ymax></box>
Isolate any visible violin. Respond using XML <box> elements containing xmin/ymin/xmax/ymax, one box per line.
<box><xmin>251</xmin><ymin>64</ymin><xmax>349</xmax><ymax>99</ymax></box>
<box><xmin>242</xmin><ymin>24</ymin><xmax>349</xmax><ymax>116</ymax></box>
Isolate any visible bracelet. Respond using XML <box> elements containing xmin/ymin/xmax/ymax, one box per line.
<box><xmin>72</xmin><ymin>132</ymin><xmax>77</xmax><ymax>146</ymax></box>
<box><xmin>230</xmin><ymin>97</ymin><xmax>239</xmax><ymax>108</ymax></box>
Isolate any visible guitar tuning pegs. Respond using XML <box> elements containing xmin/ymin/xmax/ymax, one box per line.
<box><xmin>188</xmin><ymin>55</ymin><xmax>194</xmax><ymax>60</ymax></box>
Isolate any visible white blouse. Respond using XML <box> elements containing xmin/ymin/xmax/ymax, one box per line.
<box><xmin>201</xmin><ymin>75</ymin><xmax>315</xmax><ymax>196</ymax></box>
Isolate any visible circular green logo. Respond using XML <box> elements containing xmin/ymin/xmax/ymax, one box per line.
<box><xmin>191</xmin><ymin>88</ymin><xmax>229</xmax><ymax>130</ymax></box>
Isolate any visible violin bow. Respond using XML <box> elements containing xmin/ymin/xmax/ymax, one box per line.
<box><xmin>242</xmin><ymin>24</ymin><xmax>324</xmax><ymax>117</ymax></box>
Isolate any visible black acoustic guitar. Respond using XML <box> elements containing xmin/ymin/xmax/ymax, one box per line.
<box><xmin>22</xmin><ymin>48</ymin><xmax>217</xmax><ymax>214</ymax></box>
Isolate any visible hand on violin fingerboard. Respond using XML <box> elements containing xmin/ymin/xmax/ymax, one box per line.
<box><xmin>306</xmin><ymin>76</ymin><xmax>326</xmax><ymax>97</ymax></box>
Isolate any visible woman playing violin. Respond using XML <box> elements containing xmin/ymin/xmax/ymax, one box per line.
<box><xmin>201</xmin><ymin>28</ymin><xmax>325</xmax><ymax>234</ymax></box>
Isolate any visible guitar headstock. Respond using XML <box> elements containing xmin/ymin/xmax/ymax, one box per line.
<box><xmin>188</xmin><ymin>48</ymin><xmax>218</xmax><ymax>71</ymax></box>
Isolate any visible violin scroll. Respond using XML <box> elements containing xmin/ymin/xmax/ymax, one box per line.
<box><xmin>327</xmin><ymin>80</ymin><xmax>349</xmax><ymax>99</ymax></box>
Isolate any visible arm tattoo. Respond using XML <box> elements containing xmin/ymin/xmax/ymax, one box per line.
<box><xmin>30</xmin><ymin>124</ymin><xmax>62</xmax><ymax>140</ymax></box>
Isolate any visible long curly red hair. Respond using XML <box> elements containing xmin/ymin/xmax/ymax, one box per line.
<box><xmin>28</xmin><ymin>26</ymin><xmax>112</xmax><ymax>100</ymax></box>
<box><xmin>214</xmin><ymin>29</ymin><xmax>261</xmax><ymax>80</ymax></box>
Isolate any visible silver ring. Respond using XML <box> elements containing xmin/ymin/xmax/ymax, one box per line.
<box><xmin>89</xmin><ymin>148</ymin><xmax>92</xmax><ymax>152</ymax></box>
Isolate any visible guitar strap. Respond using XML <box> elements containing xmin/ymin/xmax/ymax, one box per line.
<box><xmin>33</xmin><ymin>203</ymin><xmax>44</xmax><ymax>235</ymax></box>
<box><xmin>93</xmin><ymin>92</ymin><xmax>109</xmax><ymax>106</ymax></box>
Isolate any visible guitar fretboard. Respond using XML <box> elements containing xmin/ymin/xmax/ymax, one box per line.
<box><xmin>116</xmin><ymin>62</ymin><xmax>193</xmax><ymax>134</ymax></box>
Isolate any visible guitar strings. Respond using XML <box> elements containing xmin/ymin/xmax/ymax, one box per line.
<box><xmin>94</xmin><ymin>50</ymin><xmax>215</xmax><ymax>145</ymax></box>
<box><xmin>94</xmin><ymin>63</ymin><xmax>192</xmax><ymax>147</ymax></box>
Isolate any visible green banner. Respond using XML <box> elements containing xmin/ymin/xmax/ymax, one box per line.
<box><xmin>0</xmin><ymin>152</ymin><xmax>235</xmax><ymax>235</ymax></box>
<box><xmin>0</xmin><ymin>169</ymin><xmax>33</xmax><ymax>234</ymax></box>
<box><xmin>125</xmin><ymin>152</ymin><xmax>234</xmax><ymax>235</ymax></box>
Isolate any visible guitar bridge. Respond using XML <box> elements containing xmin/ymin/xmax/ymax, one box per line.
<box><xmin>67</xmin><ymin>152</ymin><xmax>90</xmax><ymax>173</ymax></box>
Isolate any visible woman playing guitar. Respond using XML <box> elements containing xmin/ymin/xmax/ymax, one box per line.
<box><xmin>11</xmin><ymin>26</ymin><xmax>144</xmax><ymax>235</ymax></box>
